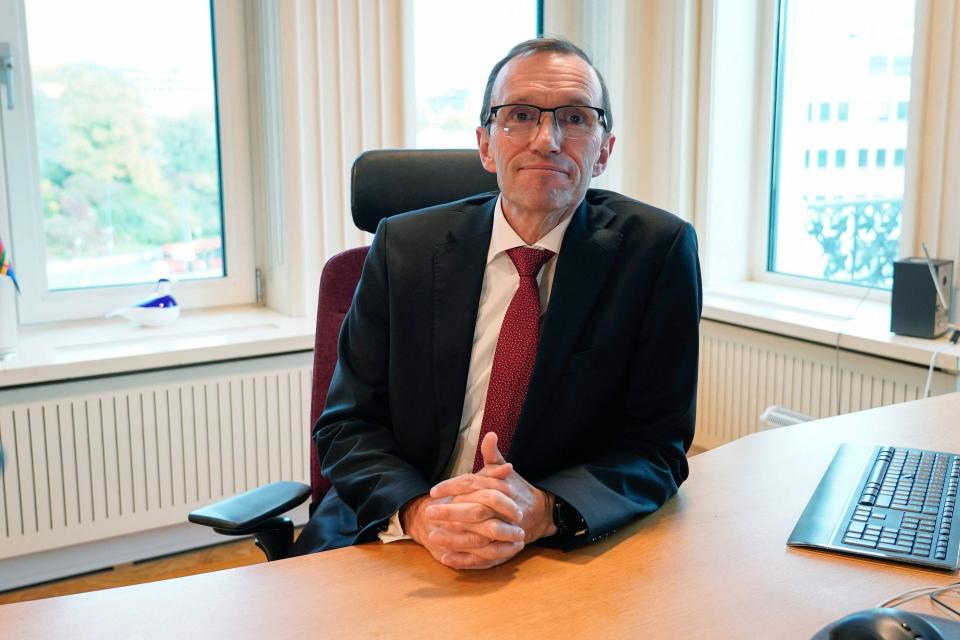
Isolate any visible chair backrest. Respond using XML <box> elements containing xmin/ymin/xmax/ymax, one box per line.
<box><xmin>308</xmin><ymin>149</ymin><xmax>499</xmax><ymax>510</ymax></box>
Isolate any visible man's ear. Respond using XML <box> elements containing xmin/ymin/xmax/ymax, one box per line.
<box><xmin>476</xmin><ymin>126</ymin><xmax>498</xmax><ymax>174</ymax></box>
<box><xmin>592</xmin><ymin>133</ymin><xmax>616</xmax><ymax>177</ymax></box>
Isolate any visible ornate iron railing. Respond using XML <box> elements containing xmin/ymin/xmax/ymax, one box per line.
<box><xmin>804</xmin><ymin>197</ymin><xmax>901</xmax><ymax>288</ymax></box>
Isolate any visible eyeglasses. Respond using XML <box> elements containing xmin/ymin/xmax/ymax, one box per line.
<box><xmin>485</xmin><ymin>104</ymin><xmax>607</xmax><ymax>139</ymax></box>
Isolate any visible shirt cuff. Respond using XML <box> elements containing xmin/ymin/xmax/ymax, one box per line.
<box><xmin>378</xmin><ymin>510</ymin><xmax>412</xmax><ymax>543</ymax></box>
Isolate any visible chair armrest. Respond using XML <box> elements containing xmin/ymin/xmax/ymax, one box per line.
<box><xmin>188</xmin><ymin>481</ymin><xmax>311</xmax><ymax>534</ymax></box>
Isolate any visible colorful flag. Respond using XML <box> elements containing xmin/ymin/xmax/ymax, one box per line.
<box><xmin>0</xmin><ymin>237</ymin><xmax>20</xmax><ymax>294</ymax></box>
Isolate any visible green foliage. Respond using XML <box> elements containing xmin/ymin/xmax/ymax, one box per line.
<box><xmin>804</xmin><ymin>198</ymin><xmax>901</xmax><ymax>288</ymax></box>
<box><xmin>34</xmin><ymin>63</ymin><xmax>222</xmax><ymax>258</ymax></box>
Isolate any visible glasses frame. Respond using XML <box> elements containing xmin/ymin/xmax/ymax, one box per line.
<box><xmin>485</xmin><ymin>103</ymin><xmax>609</xmax><ymax>136</ymax></box>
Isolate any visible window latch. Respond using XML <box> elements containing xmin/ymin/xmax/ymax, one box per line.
<box><xmin>0</xmin><ymin>43</ymin><xmax>14</xmax><ymax>110</ymax></box>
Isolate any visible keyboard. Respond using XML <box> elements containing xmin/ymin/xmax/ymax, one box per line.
<box><xmin>788</xmin><ymin>443</ymin><xmax>960</xmax><ymax>571</ymax></box>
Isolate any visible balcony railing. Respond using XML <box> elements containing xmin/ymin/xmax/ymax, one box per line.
<box><xmin>804</xmin><ymin>197</ymin><xmax>901</xmax><ymax>289</ymax></box>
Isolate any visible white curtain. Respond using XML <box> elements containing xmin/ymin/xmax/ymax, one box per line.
<box><xmin>251</xmin><ymin>0</ymin><xmax>406</xmax><ymax>317</ymax></box>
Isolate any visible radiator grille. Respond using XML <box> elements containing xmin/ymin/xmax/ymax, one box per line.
<box><xmin>0</xmin><ymin>360</ymin><xmax>312</xmax><ymax>559</ymax></box>
<box><xmin>694</xmin><ymin>320</ymin><xmax>952</xmax><ymax>449</ymax></box>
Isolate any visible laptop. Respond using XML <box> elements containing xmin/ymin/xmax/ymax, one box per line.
<box><xmin>788</xmin><ymin>442</ymin><xmax>960</xmax><ymax>571</ymax></box>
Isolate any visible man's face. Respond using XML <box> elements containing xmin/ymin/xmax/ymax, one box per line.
<box><xmin>476</xmin><ymin>52</ymin><xmax>615</xmax><ymax>220</ymax></box>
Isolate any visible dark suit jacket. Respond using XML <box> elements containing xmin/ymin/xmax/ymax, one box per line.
<box><xmin>293</xmin><ymin>188</ymin><xmax>702</xmax><ymax>555</ymax></box>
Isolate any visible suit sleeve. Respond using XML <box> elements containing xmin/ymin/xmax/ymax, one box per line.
<box><xmin>314</xmin><ymin>218</ymin><xmax>431</xmax><ymax>542</ymax></box>
<box><xmin>535</xmin><ymin>222</ymin><xmax>702</xmax><ymax>548</ymax></box>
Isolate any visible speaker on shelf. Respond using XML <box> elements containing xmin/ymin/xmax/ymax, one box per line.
<box><xmin>891</xmin><ymin>257</ymin><xmax>953</xmax><ymax>339</ymax></box>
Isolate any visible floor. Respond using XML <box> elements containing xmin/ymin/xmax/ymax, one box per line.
<box><xmin>0</xmin><ymin>537</ymin><xmax>266</xmax><ymax>605</ymax></box>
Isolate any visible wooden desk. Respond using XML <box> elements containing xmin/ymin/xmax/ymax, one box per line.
<box><xmin>2</xmin><ymin>394</ymin><xmax>959</xmax><ymax>639</ymax></box>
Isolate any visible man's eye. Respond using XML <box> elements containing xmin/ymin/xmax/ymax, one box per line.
<box><xmin>508</xmin><ymin>107</ymin><xmax>537</xmax><ymax>122</ymax></box>
<box><xmin>561</xmin><ymin>109</ymin><xmax>590</xmax><ymax>126</ymax></box>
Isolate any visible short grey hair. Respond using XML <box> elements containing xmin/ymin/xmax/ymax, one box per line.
<box><xmin>480</xmin><ymin>38</ymin><xmax>613</xmax><ymax>132</ymax></box>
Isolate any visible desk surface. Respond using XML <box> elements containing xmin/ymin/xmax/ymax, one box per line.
<box><xmin>2</xmin><ymin>394</ymin><xmax>959</xmax><ymax>639</ymax></box>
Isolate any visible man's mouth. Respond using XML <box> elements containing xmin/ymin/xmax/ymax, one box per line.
<box><xmin>521</xmin><ymin>165</ymin><xmax>567</xmax><ymax>175</ymax></box>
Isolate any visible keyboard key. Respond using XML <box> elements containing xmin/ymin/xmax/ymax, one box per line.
<box><xmin>878</xmin><ymin>543</ymin><xmax>913</xmax><ymax>553</ymax></box>
<box><xmin>844</xmin><ymin>537</ymin><xmax>878</xmax><ymax>548</ymax></box>
<box><xmin>847</xmin><ymin>521</ymin><xmax>867</xmax><ymax>534</ymax></box>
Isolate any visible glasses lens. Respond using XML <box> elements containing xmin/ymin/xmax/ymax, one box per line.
<box><xmin>555</xmin><ymin>107</ymin><xmax>599</xmax><ymax>138</ymax></box>
<box><xmin>494</xmin><ymin>105</ymin><xmax>601</xmax><ymax>139</ymax></box>
<box><xmin>497</xmin><ymin>105</ymin><xmax>540</xmax><ymax>137</ymax></box>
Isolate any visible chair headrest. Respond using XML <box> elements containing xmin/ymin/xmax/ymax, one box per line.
<box><xmin>350</xmin><ymin>149</ymin><xmax>500</xmax><ymax>233</ymax></box>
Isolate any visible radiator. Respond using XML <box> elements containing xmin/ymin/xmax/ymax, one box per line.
<box><xmin>694</xmin><ymin>320</ymin><xmax>956</xmax><ymax>450</ymax></box>
<box><xmin>0</xmin><ymin>352</ymin><xmax>313</xmax><ymax>561</ymax></box>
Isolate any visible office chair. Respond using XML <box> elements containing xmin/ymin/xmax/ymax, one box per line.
<box><xmin>187</xmin><ymin>149</ymin><xmax>499</xmax><ymax>560</ymax></box>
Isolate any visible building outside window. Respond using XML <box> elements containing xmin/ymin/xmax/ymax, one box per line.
<box><xmin>768</xmin><ymin>0</ymin><xmax>916</xmax><ymax>289</ymax></box>
<box><xmin>412</xmin><ymin>0</ymin><xmax>539</xmax><ymax>149</ymax></box>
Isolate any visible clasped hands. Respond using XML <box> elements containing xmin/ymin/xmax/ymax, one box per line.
<box><xmin>400</xmin><ymin>432</ymin><xmax>557</xmax><ymax>570</ymax></box>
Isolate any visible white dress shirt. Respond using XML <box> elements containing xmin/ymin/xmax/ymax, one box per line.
<box><xmin>379</xmin><ymin>196</ymin><xmax>574</xmax><ymax>542</ymax></box>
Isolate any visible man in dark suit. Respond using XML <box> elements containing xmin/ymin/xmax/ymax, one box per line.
<box><xmin>294</xmin><ymin>38</ymin><xmax>702</xmax><ymax>569</ymax></box>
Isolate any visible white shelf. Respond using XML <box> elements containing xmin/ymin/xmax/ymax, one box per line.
<box><xmin>0</xmin><ymin>305</ymin><xmax>316</xmax><ymax>388</ymax></box>
<box><xmin>704</xmin><ymin>282</ymin><xmax>960</xmax><ymax>373</ymax></box>
<box><xmin>4</xmin><ymin>284</ymin><xmax>955</xmax><ymax>389</ymax></box>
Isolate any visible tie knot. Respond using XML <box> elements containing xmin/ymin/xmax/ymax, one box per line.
<box><xmin>506</xmin><ymin>247</ymin><xmax>555</xmax><ymax>277</ymax></box>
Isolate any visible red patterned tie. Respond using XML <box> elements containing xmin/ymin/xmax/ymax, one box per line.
<box><xmin>472</xmin><ymin>247</ymin><xmax>555</xmax><ymax>472</ymax></box>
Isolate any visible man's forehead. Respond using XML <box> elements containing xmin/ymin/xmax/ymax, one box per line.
<box><xmin>492</xmin><ymin>51</ymin><xmax>602</xmax><ymax>104</ymax></box>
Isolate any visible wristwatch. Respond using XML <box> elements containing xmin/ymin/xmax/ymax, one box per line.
<box><xmin>552</xmin><ymin>495</ymin><xmax>587</xmax><ymax>542</ymax></box>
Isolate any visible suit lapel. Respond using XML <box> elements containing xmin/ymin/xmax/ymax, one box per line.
<box><xmin>510</xmin><ymin>198</ymin><xmax>623</xmax><ymax>460</ymax></box>
<box><xmin>430</xmin><ymin>198</ymin><xmax>494</xmax><ymax>479</ymax></box>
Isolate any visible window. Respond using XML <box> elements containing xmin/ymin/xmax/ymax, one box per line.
<box><xmin>893</xmin><ymin>55</ymin><xmax>912</xmax><ymax>76</ymax></box>
<box><xmin>768</xmin><ymin>0</ymin><xmax>917</xmax><ymax>289</ymax></box>
<box><xmin>876</xmin><ymin>149</ymin><xmax>887</xmax><ymax>168</ymax></box>
<box><xmin>896</xmin><ymin>101</ymin><xmax>909</xmax><ymax>120</ymax></box>
<box><xmin>894</xmin><ymin>148</ymin><xmax>905</xmax><ymax>167</ymax></box>
<box><xmin>804</xmin><ymin>149</ymin><xmax>810</xmax><ymax>168</ymax></box>
<box><xmin>412</xmin><ymin>0</ymin><xmax>539</xmax><ymax>148</ymax></box>
<box><xmin>817</xmin><ymin>149</ymin><xmax>828</xmax><ymax>168</ymax></box>
<box><xmin>0</xmin><ymin>0</ymin><xmax>255</xmax><ymax>322</ymax></box>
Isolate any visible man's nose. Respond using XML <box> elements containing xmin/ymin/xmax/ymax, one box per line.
<box><xmin>529</xmin><ymin>112</ymin><xmax>562</xmax><ymax>152</ymax></box>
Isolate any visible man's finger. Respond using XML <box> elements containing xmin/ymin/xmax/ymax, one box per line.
<box><xmin>427</xmin><ymin>521</ymin><xmax>524</xmax><ymax>548</ymax></box>
<box><xmin>429</xmin><ymin>489</ymin><xmax>523</xmax><ymax>523</ymax></box>
<box><xmin>476</xmin><ymin>462</ymin><xmax>514</xmax><ymax>480</ymax></box>
<box><xmin>430</xmin><ymin>472</ymin><xmax>511</xmax><ymax>499</ymax></box>
<box><xmin>481</xmin><ymin>431</ymin><xmax>507</xmax><ymax>466</ymax></box>
<box><xmin>440</xmin><ymin>541</ymin><xmax>524</xmax><ymax>570</ymax></box>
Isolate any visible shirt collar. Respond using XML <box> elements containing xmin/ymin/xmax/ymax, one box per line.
<box><xmin>486</xmin><ymin>195</ymin><xmax>575</xmax><ymax>265</ymax></box>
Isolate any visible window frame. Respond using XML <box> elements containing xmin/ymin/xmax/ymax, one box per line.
<box><xmin>0</xmin><ymin>0</ymin><xmax>256</xmax><ymax>324</ymax></box>
<box><xmin>752</xmin><ymin>0</ymin><xmax>922</xmax><ymax>301</ymax></box>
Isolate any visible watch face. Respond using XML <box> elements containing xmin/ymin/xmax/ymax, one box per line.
<box><xmin>553</xmin><ymin>498</ymin><xmax>570</xmax><ymax>534</ymax></box>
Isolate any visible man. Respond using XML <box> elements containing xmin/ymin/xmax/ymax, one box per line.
<box><xmin>293</xmin><ymin>38</ymin><xmax>702</xmax><ymax>569</ymax></box>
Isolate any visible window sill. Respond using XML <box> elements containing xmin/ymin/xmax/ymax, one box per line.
<box><xmin>703</xmin><ymin>281</ymin><xmax>960</xmax><ymax>373</ymax></box>
<box><xmin>0</xmin><ymin>305</ymin><xmax>316</xmax><ymax>389</ymax></box>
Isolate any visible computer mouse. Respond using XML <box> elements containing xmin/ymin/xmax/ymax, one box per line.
<box><xmin>811</xmin><ymin>607</ymin><xmax>960</xmax><ymax>639</ymax></box>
